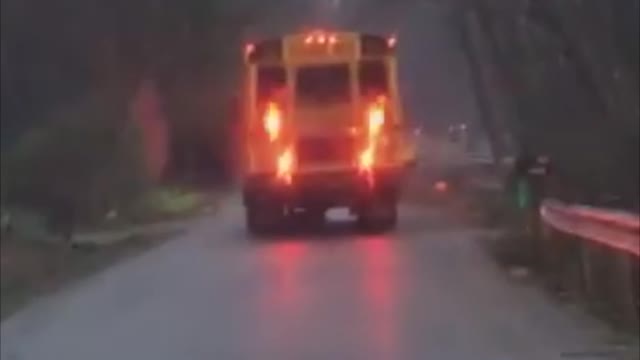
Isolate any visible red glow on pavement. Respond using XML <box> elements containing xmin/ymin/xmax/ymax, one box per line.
<box><xmin>264</xmin><ymin>242</ymin><xmax>308</xmax><ymax>309</ymax></box>
<box><xmin>360</xmin><ymin>237</ymin><xmax>402</xmax><ymax>358</ymax></box>
<box><xmin>255</xmin><ymin>241</ymin><xmax>309</xmax><ymax>350</ymax></box>
<box><xmin>434</xmin><ymin>180</ymin><xmax>449</xmax><ymax>192</ymax></box>
<box><xmin>362</xmin><ymin>237</ymin><xmax>395</xmax><ymax>305</ymax></box>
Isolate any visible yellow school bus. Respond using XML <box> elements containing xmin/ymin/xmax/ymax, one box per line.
<box><xmin>241</xmin><ymin>30</ymin><xmax>415</xmax><ymax>234</ymax></box>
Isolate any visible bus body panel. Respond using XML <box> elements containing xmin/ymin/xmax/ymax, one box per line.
<box><xmin>241</xmin><ymin>31</ymin><xmax>414</xmax><ymax>210</ymax></box>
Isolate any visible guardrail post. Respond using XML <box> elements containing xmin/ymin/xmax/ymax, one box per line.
<box><xmin>540</xmin><ymin>224</ymin><xmax>587</xmax><ymax>299</ymax></box>
<box><xmin>539</xmin><ymin>221</ymin><xmax>553</xmax><ymax>282</ymax></box>
<box><xmin>581</xmin><ymin>242</ymin><xmax>639</xmax><ymax>331</ymax></box>
<box><xmin>578</xmin><ymin>239</ymin><xmax>597</xmax><ymax>303</ymax></box>
<box><xmin>610</xmin><ymin>253</ymin><xmax>639</xmax><ymax>331</ymax></box>
<box><xmin>540</xmin><ymin>222</ymin><xmax>565</xmax><ymax>293</ymax></box>
<box><xmin>563</xmin><ymin>235</ymin><xmax>587</xmax><ymax>300</ymax></box>
<box><xmin>565</xmin><ymin>236</ymin><xmax>586</xmax><ymax>297</ymax></box>
<box><xmin>530</xmin><ymin>205</ymin><xmax>545</xmax><ymax>269</ymax></box>
<box><xmin>538</xmin><ymin>199</ymin><xmax>639</xmax><ymax>331</ymax></box>
<box><xmin>632</xmin><ymin>258</ymin><xmax>640</xmax><ymax>330</ymax></box>
<box><xmin>583</xmin><ymin>242</ymin><xmax>614</xmax><ymax>318</ymax></box>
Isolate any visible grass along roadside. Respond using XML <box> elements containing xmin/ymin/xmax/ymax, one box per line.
<box><xmin>80</xmin><ymin>186</ymin><xmax>217</xmax><ymax>233</ymax></box>
<box><xmin>0</xmin><ymin>231</ymin><xmax>175</xmax><ymax>320</ymax></box>
<box><xmin>0</xmin><ymin>187</ymin><xmax>217</xmax><ymax>320</ymax></box>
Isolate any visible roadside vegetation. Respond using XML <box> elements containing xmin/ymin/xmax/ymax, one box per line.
<box><xmin>450</xmin><ymin>1</ymin><xmax>639</xmax><ymax>342</ymax></box>
<box><xmin>0</xmin><ymin>0</ymin><xmax>248</xmax><ymax>318</ymax></box>
<box><xmin>452</xmin><ymin>0</ymin><xmax>639</xmax><ymax>211</ymax></box>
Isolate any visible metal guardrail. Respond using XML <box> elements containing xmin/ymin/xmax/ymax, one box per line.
<box><xmin>540</xmin><ymin>199</ymin><xmax>640</xmax><ymax>257</ymax></box>
<box><xmin>460</xmin><ymin>150</ymin><xmax>639</xmax><ymax>329</ymax></box>
<box><xmin>538</xmin><ymin>199</ymin><xmax>639</xmax><ymax>330</ymax></box>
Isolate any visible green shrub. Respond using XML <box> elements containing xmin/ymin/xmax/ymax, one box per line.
<box><xmin>126</xmin><ymin>187</ymin><xmax>203</xmax><ymax>224</ymax></box>
<box><xmin>1</xmin><ymin>94</ymin><xmax>149</xmax><ymax>237</ymax></box>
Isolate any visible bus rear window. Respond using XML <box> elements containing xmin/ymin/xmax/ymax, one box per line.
<box><xmin>296</xmin><ymin>64</ymin><xmax>350</xmax><ymax>104</ymax></box>
<box><xmin>257</xmin><ymin>66</ymin><xmax>286</xmax><ymax>101</ymax></box>
<box><xmin>358</xmin><ymin>60</ymin><xmax>388</xmax><ymax>96</ymax></box>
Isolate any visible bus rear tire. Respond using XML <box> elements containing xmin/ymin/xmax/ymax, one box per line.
<box><xmin>246</xmin><ymin>201</ymin><xmax>284</xmax><ymax>236</ymax></box>
<box><xmin>357</xmin><ymin>198</ymin><xmax>398</xmax><ymax>233</ymax></box>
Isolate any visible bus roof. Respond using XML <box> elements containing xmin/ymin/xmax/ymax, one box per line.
<box><xmin>244</xmin><ymin>31</ymin><xmax>397</xmax><ymax>64</ymax></box>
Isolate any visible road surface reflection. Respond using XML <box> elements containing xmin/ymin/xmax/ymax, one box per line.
<box><xmin>359</xmin><ymin>236</ymin><xmax>403</xmax><ymax>359</ymax></box>
<box><xmin>254</xmin><ymin>233</ymin><xmax>405</xmax><ymax>358</ymax></box>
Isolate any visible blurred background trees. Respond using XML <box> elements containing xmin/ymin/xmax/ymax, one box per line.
<box><xmin>1</xmin><ymin>0</ymin><xmax>638</xmax><ymax>234</ymax></box>
<box><xmin>452</xmin><ymin>0</ymin><xmax>639</xmax><ymax>210</ymax></box>
<box><xmin>352</xmin><ymin>0</ymin><xmax>638</xmax><ymax>209</ymax></box>
<box><xmin>1</xmin><ymin>0</ymin><xmax>258</xmax><ymax>232</ymax></box>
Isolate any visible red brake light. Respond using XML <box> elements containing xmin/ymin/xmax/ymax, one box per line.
<box><xmin>304</xmin><ymin>32</ymin><xmax>338</xmax><ymax>46</ymax></box>
<box><xmin>367</xmin><ymin>98</ymin><xmax>386</xmax><ymax>139</ymax></box>
<box><xmin>359</xmin><ymin>97</ymin><xmax>388</xmax><ymax>185</ymax></box>
<box><xmin>359</xmin><ymin>145</ymin><xmax>374</xmax><ymax>170</ymax></box>
<box><xmin>358</xmin><ymin>145</ymin><xmax>375</xmax><ymax>187</ymax></box>
<box><xmin>277</xmin><ymin>148</ymin><xmax>294</xmax><ymax>184</ymax></box>
<box><xmin>387</xmin><ymin>36</ymin><xmax>397</xmax><ymax>48</ymax></box>
<box><xmin>245</xmin><ymin>43</ymin><xmax>255</xmax><ymax>57</ymax></box>
<box><xmin>435</xmin><ymin>181</ymin><xmax>448</xmax><ymax>192</ymax></box>
<box><xmin>263</xmin><ymin>102</ymin><xmax>282</xmax><ymax>142</ymax></box>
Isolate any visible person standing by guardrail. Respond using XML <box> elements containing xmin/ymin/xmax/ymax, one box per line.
<box><xmin>506</xmin><ymin>146</ymin><xmax>553</xmax><ymax>262</ymax></box>
<box><xmin>506</xmin><ymin>147</ymin><xmax>534</xmax><ymax>225</ymax></box>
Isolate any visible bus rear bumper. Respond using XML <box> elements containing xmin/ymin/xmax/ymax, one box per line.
<box><xmin>242</xmin><ymin>167</ymin><xmax>403</xmax><ymax>209</ymax></box>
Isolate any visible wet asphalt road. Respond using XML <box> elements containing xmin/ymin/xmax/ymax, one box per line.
<box><xmin>0</xmin><ymin>201</ymin><xmax>612</xmax><ymax>360</ymax></box>
<box><xmin>0</xmin><ymin>1</ymin><xmax>619</xmax><ymax>359</ymax></box>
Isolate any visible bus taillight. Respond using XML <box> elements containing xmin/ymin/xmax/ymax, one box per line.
<box><xmin>367</xmin><ymin>98</ymin><xmax>386</xmax><ymax>140</ymax></box>
<box><xmin>359</xmin><ymin>97</ymin><xmax>388</xmax><ymax>186</ymax></box>
<box><xmin>245</xmin><ymin>43</ymin><xmax>255</xmax><ymax>57</ymax></box>
<box><xmin>263</xmin><ymin>102</ymin><xmax>282</xmax><ymax>142</ymax></box>
<box><xmin>277</xmin><ymin>147</ymin><xmax>294</xmax><ymax>184</ymax></box>
<box><xmin>358</xmin><ymin>145</ymin><xmax>375</xmax><ymax>187</ymax></box>
<box><xmin>387</xmin><ymin>36</ymin><xmax>397</xmax><ymax>48</ymax></box>
<box><xmin>359</xmin><ymin>145</ymin><xmax>374</xmax><ymax>171</ymax></box>
<box><xmin>304</xmin><ymin>32</ymin><xmax>339</xmax><ymax>46</ymax></box>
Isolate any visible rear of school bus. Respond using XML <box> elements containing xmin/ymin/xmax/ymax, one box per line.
<box><xmin>241</xmin><ymin>31</ymin><xmax>415</xmax><ymax>234</ymax></box>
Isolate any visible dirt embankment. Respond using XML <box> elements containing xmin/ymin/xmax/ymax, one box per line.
<box><xmin>1</xmin><ymin>188</ymin><xmax>219</xmax><ymax>320</ymax></box>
